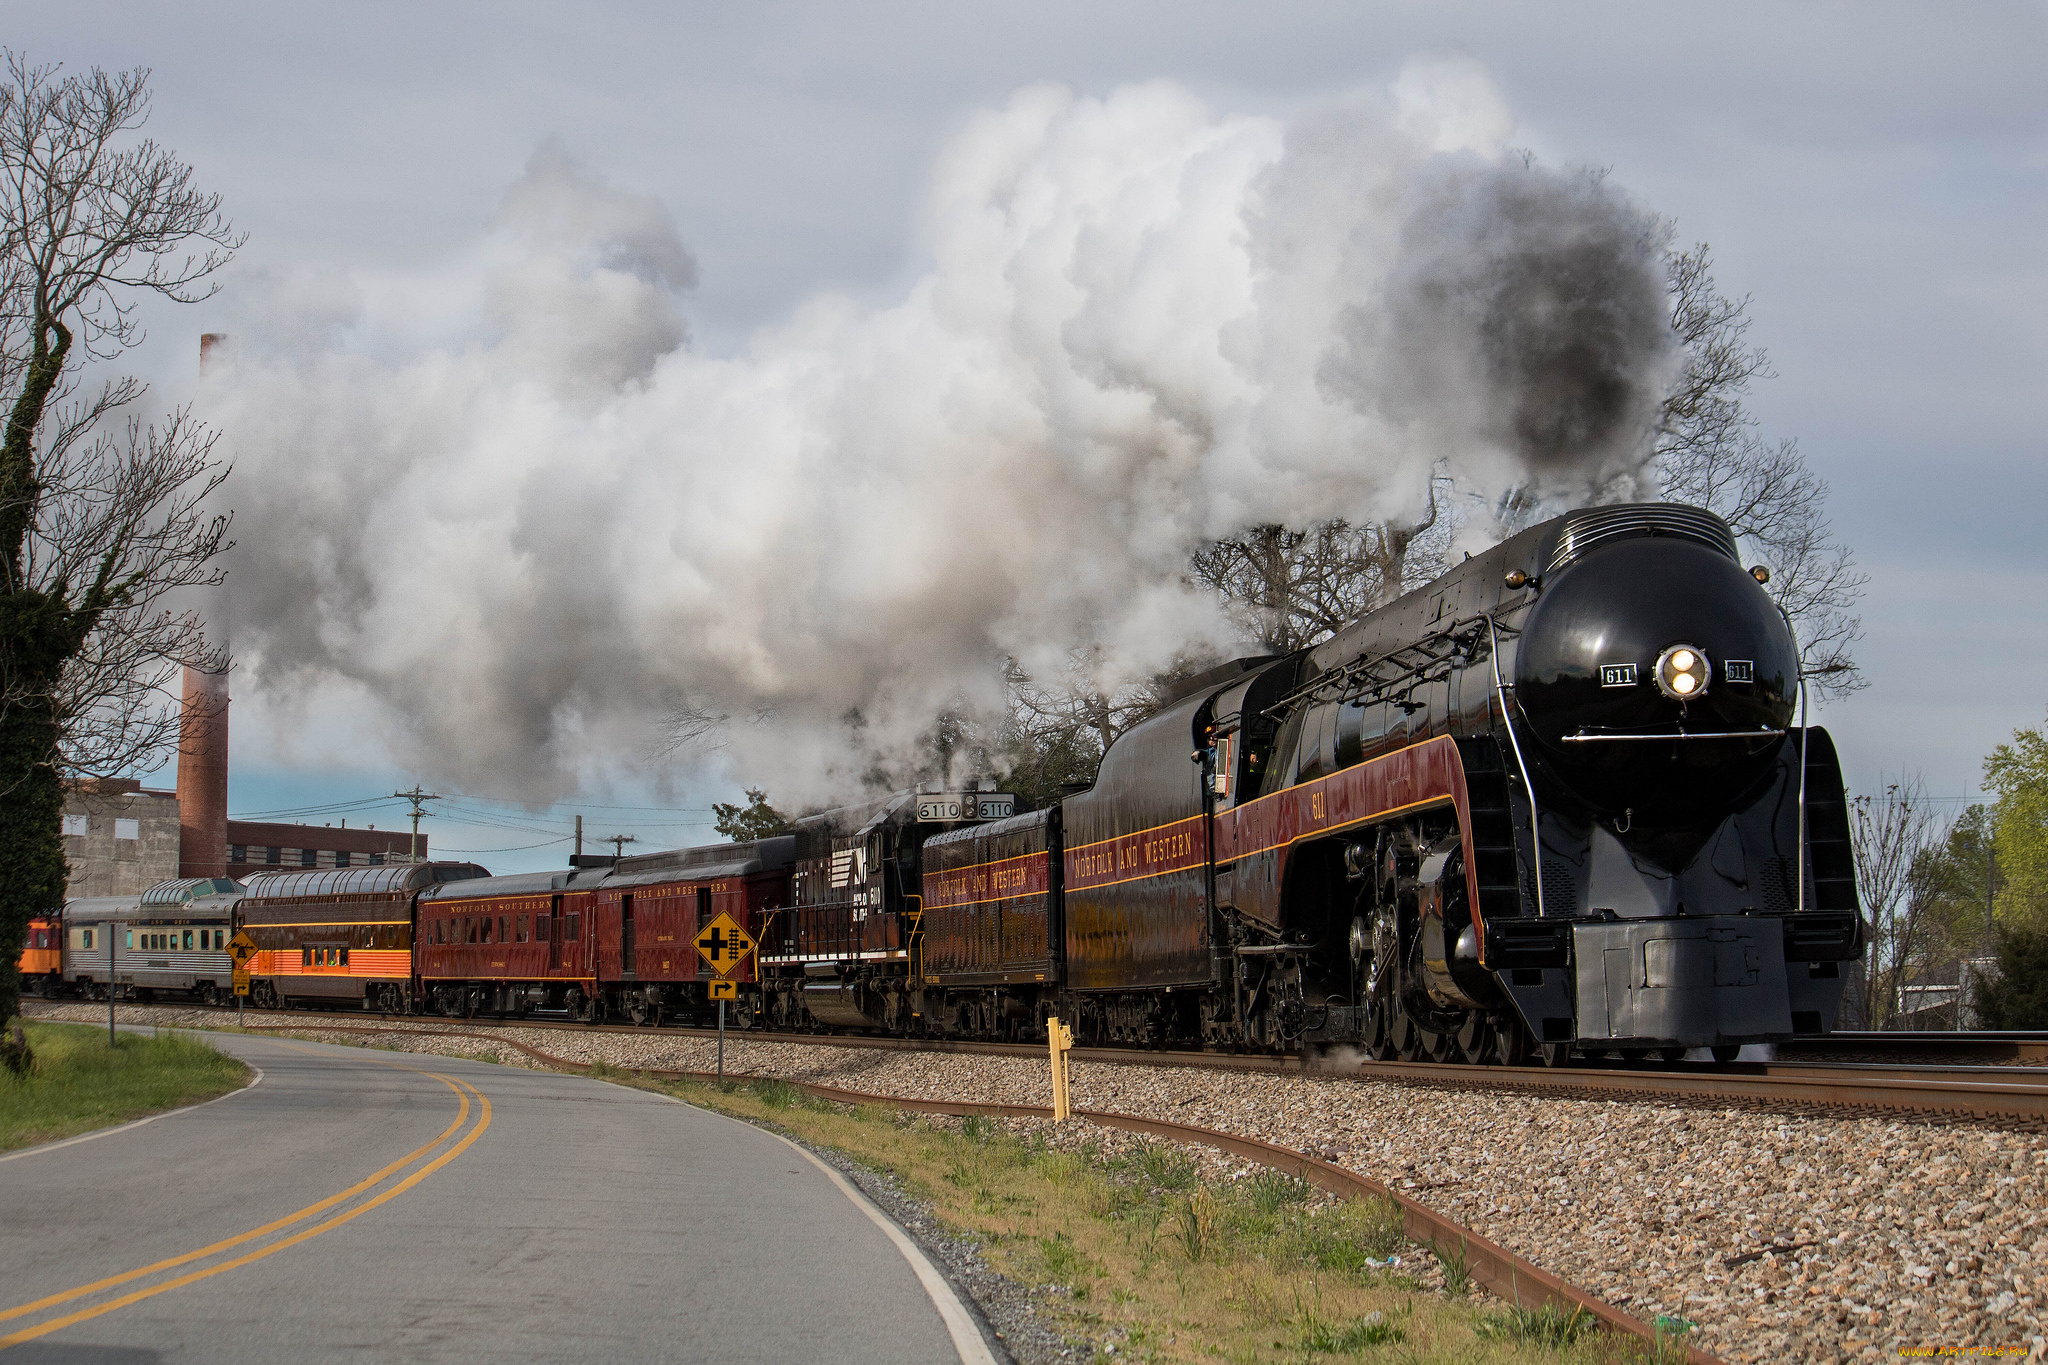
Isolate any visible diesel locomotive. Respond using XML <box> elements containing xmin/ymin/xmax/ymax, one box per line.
<box><xmin>23</xmin><ymin>502</ymin><xmax>1862</xmax><ymax>1065</ymax></box>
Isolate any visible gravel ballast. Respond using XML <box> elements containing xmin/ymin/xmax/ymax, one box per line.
<box><xmin>34</xmin><ymin>1002</ymin><xmax>2046</xmax><ymax>1362</ymax></box>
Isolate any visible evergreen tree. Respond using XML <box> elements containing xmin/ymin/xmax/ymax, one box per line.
<box><xmin>711</xmin><ymin>789</ymin><xmax>791</xmax><ymax>841</ymax></box>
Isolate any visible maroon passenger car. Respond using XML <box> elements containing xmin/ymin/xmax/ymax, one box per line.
<box><xmin>411</xmin><ymin>835</ymin><xmax>791</xmax><ymax>1024</ymax></box>
<box><xmin>591</xmin><ymin>836</ymin><xmax>792</xmax><ymax>1025</ymax></box>
<box><xmin>414</xmin><ymin>867</ymin><xmax>606</xmax><ymax>1019</ymax></box>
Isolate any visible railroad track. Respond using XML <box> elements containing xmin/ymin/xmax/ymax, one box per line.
<box><xmin>28</xmin><ymin>998</ymin><xmax>2048</xmax><ymax>1122</ymax></box>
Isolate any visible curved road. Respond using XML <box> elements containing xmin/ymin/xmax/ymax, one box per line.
<box><xmin>0</xmin><ymin>1031</ymin><xmax>989</xmax><ymax>1363</ymax></box>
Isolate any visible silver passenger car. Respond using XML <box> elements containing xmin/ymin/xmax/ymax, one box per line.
<box><xmin>64</xmin><ymin>877</ymin><xmax>242</xmax><ymax>1003</ymax></box>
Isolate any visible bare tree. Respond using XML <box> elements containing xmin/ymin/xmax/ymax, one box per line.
<box><xmin>1190</xmin><ymin>244</ymin><xmax>1864</xmax><ymax>694</ymax></box>
<box><xmin>1005</xmin><ymin>649</ymin><xmax>1166</xmax><ymax>761</ymax></box>
<box><xmin>0</xmin><ymin>52</ymin><xmax>240</xmax><ymax>1029</ymax></box>
<box><xmin>1189</xmin><ymin>487</ymin><xmax>1452</xmax><ymax>655</ymax></box>
<box><xmin>1851</xmin><ymin>776</ymin><xmax>1957</xmax><ymax>1030</ymax></box>
<box><xmin>1654</xmin><ymin>244</ymin><xmax>1866</xmax><ymax>693</ymax></box>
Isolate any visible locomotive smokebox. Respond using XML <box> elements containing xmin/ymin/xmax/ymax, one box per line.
<box><xmin>1512</xmin><ymin>509</ymin><xmax>1798</xmax><ymax>845</ymax></box>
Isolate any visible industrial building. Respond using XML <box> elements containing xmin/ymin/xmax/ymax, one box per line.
<box><xmin>59</xmin><ymin>663</ymin><xmax>425</xmax><ymax>901</ymax></box>
<box><xmin>59</xmin><ymin>779</ymin><xmax>183</xmax><ymax>898</ymax></box>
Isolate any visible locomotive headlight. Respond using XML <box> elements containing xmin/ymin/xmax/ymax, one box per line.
<box><xmin>1656</xmin><ymin>643</ymin><xmax>1712</xmax><ymax>700</ymax></box>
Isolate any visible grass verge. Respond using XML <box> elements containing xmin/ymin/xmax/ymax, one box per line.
<box><xmin>0</xmin><ymin>1021</ymin><xmax>251</xmax><ymax>1153</ymax></box>
<box><xmin>623</xmin><ymin>1072</ymin><xmax>1688</xmax><ymax>1365</ymax></box>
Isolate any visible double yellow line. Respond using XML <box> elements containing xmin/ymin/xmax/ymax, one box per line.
<box><xmin>1</xmin><ymin>1062</ymin><xmax>492</xmax><ymax>1350</ymax></box>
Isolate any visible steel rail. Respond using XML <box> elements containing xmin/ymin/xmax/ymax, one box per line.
<box><xmin>31</xmin><ymin>1000</ymin><xmax>2046</xmax><ymax>1120</ymax></box>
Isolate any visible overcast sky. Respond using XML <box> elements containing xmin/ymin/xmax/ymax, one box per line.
<box><xmin>25</xmin><ymin>2</ymin><xmax>2047</xmax><ymax>869</ymax></box>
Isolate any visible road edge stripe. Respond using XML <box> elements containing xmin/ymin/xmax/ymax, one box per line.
<box><xmin>772</xmin><ymin>1131</ymin><xmax>1002</xmax><ymax>1365</ymax></box>
<box><xmin>0</xmin><ymin>1063</ymin><xmax>265</xmax><ymax>1166</ymax></box>
<box><xmin>616</xmin><ymin>1079</ymin><xmax>1000</xmax><ymax>1365</ymax></box>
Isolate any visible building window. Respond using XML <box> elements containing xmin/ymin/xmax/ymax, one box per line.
<box><xmin>368</xmin><ymin>852</ymin><xmax>385</xmax><ymax>865</ymax></box>
<box><xmin>336</xmin><ymin>850</ymin><xmax>351</xmax><ymax>868</ymax></box>
<box><xmin>61</xmin><ymin>814</ymin><xmax>87</xmax><ymax>836</ymax></box>
<box><xmin>265</xmin><ymin>846</ymin><xmax>281</xmax><ymax>865</ymax></box>
<box><xmin>115</xmin><ymin>818</ymin><xmax>140</xmax><ymax>841</ymax></box>
<box><xmin>230</xmin><ymin>844</ymin><xmax>247</xmax><ymax>864</ymax></box>
<box><xmin>300</xmin><ymin>848</ymin><xmax>317</xmax><ymax>867</ymax></box>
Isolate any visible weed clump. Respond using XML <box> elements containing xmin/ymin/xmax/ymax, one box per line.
<box><xmin>753</xmin><ymin>1078</ymin><xmax>803</xmax><ymax>1109</ymax></box>
<box><xmin>1298</xmin><ymin>1307</ymin><xmax>1404</xmax><ymax>1350</ymax></box>
<box><xmin>1476</xmin><ymin>1301</ymin><xmax>1598</xmax><ymax>1347</ymax></box>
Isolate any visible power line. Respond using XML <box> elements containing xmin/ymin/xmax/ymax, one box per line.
<box><xmin>228</xmin><ymin>796</ymin><xmax>407</xmax><ymax>819</ymax></box>
<box><xmin>436</xmin><ymin>837</ymin><xmax>576</xmax><ymax>854</ymax></box>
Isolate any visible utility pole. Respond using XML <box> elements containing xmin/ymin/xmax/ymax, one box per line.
<box><xmin>392</xmin><ymin>787</ymin><xmax>441</xmax><ymax>863</ymax></box>
<box><xmin>604</xmin><ymin>833</ymin><xmax>637</xmax><ymax>859</ymax></box>
<box><xmin>1988</xmin><ymin>837</ymin><xmax>1997</xmax><ymax>946</ymax></box>
<box><xmin>574</xmin><ymin>814</ymin><xmax>583</xmax><ymax>859</ymax></box>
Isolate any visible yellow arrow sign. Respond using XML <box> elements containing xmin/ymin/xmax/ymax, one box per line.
<box><xmin>227</xmin><ymin>932</ymin><xmax>259</xmax><ymax>967</ymax></box>
<box><xmin>232</xmin><ymin>966</ymin><xmax>251</xmax><ymax>996</ymax></box>
<box><xmin>692</xmin><ymin>912</ymin><xmax>756</xmax><ymax>978</ymax></box>
<box><xmin>706</xmin><ymin>979</ymin><xmax>737</xmax><ymax>1001</ymax></box>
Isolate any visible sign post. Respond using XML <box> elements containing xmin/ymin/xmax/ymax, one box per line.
<box><xmin>108</xmin><ymin>925</ymin><xmax>115</xmax><ymax>1046</ymax></box>
<box><xmin>228</xmin><ymin>931</ymin><xmax>258</xmax><ymax>1028</ymax></box>
<box><xmin>1047</xmin><ymin>1015</ymin><xmax>1075</xmax><ymax>1121</ymax></box>
<box><xmin>693</xmin><ymin>913</ymin><xmax>758</xmax><ymax>1082</ymax></box>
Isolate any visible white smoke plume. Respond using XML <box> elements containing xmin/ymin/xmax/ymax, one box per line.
<box><xmin>201</xmin><ymin>62</ymin><xmax>1675</xmax><ymax>805</ymax></box>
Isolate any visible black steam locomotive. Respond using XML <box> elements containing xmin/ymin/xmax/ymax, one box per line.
<box><xmin>760</xmin><ymin>500</ymin><xmax>1862</xmax><ymax>1064</ymax></box>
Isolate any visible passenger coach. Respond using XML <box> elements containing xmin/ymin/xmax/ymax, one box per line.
<box><xmin>238</xmin><ymin>863</ymin><xmax>486</xmax><ymax>1011</ymax></box>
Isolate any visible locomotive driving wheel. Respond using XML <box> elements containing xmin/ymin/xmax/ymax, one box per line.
<box><xmin>1453</xmin><ymin>1012</ymin><xmax>1508</xmax><ymax>1066</ymax></box>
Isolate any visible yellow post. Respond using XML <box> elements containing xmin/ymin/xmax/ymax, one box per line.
<box><xmin>1047</xmin><ymin>1015</ymin><xmax>1075</xmax><ymax>1121</ymax></box>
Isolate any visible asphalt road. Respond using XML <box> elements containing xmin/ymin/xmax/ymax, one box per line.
<box><xmin>0</xmin><ymin>1030</ymin><xmax>990</xmax><ymax>1364</ymax></box>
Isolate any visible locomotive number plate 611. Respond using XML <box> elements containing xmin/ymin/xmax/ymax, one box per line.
<box><xmin>1600</xmin><ymin>663</ymin><xmax>1639</xmax><ymax>687</ymax></box>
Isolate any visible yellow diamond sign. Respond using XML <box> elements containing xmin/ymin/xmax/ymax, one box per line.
<box><xmin>228</xmin><ymin>931</ymin><xmax>259</xmax><ymax>967</ymax></box>
<box><xmin>693</xmin><ymin>912</ymin><xmax>756</xmax><ymax>978</ymax></box>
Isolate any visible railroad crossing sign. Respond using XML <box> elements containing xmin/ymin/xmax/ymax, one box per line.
<box><xmin>706</xmin><ymin>979</ymin><xmax>737</xmax><ymax>1001</ymax></box>
<box><xmin>227</xmin><ymin>931</ymin><xmax>259</xmax><ymax>967</ymax></box>
<box><xmin>693</xmin><ymin>912</ymin><xmax>756</xmax><ymax>978</ymax></box>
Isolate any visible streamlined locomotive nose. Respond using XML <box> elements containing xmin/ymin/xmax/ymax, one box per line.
<box><xmin>1511</xmin><ymin>535</ymin><xmax>1799</xmax><ymax>817</ymax></box>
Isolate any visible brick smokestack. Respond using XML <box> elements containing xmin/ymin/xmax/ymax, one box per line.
<box><xmin>179</xmin><ymin>331</ymin><xmax>232</xmax><ymax>879</ymax></box>
<box><xmin>177</xmin><ymin>668</ymin><xmax>229</xmax><ymax>878</ymax></box>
